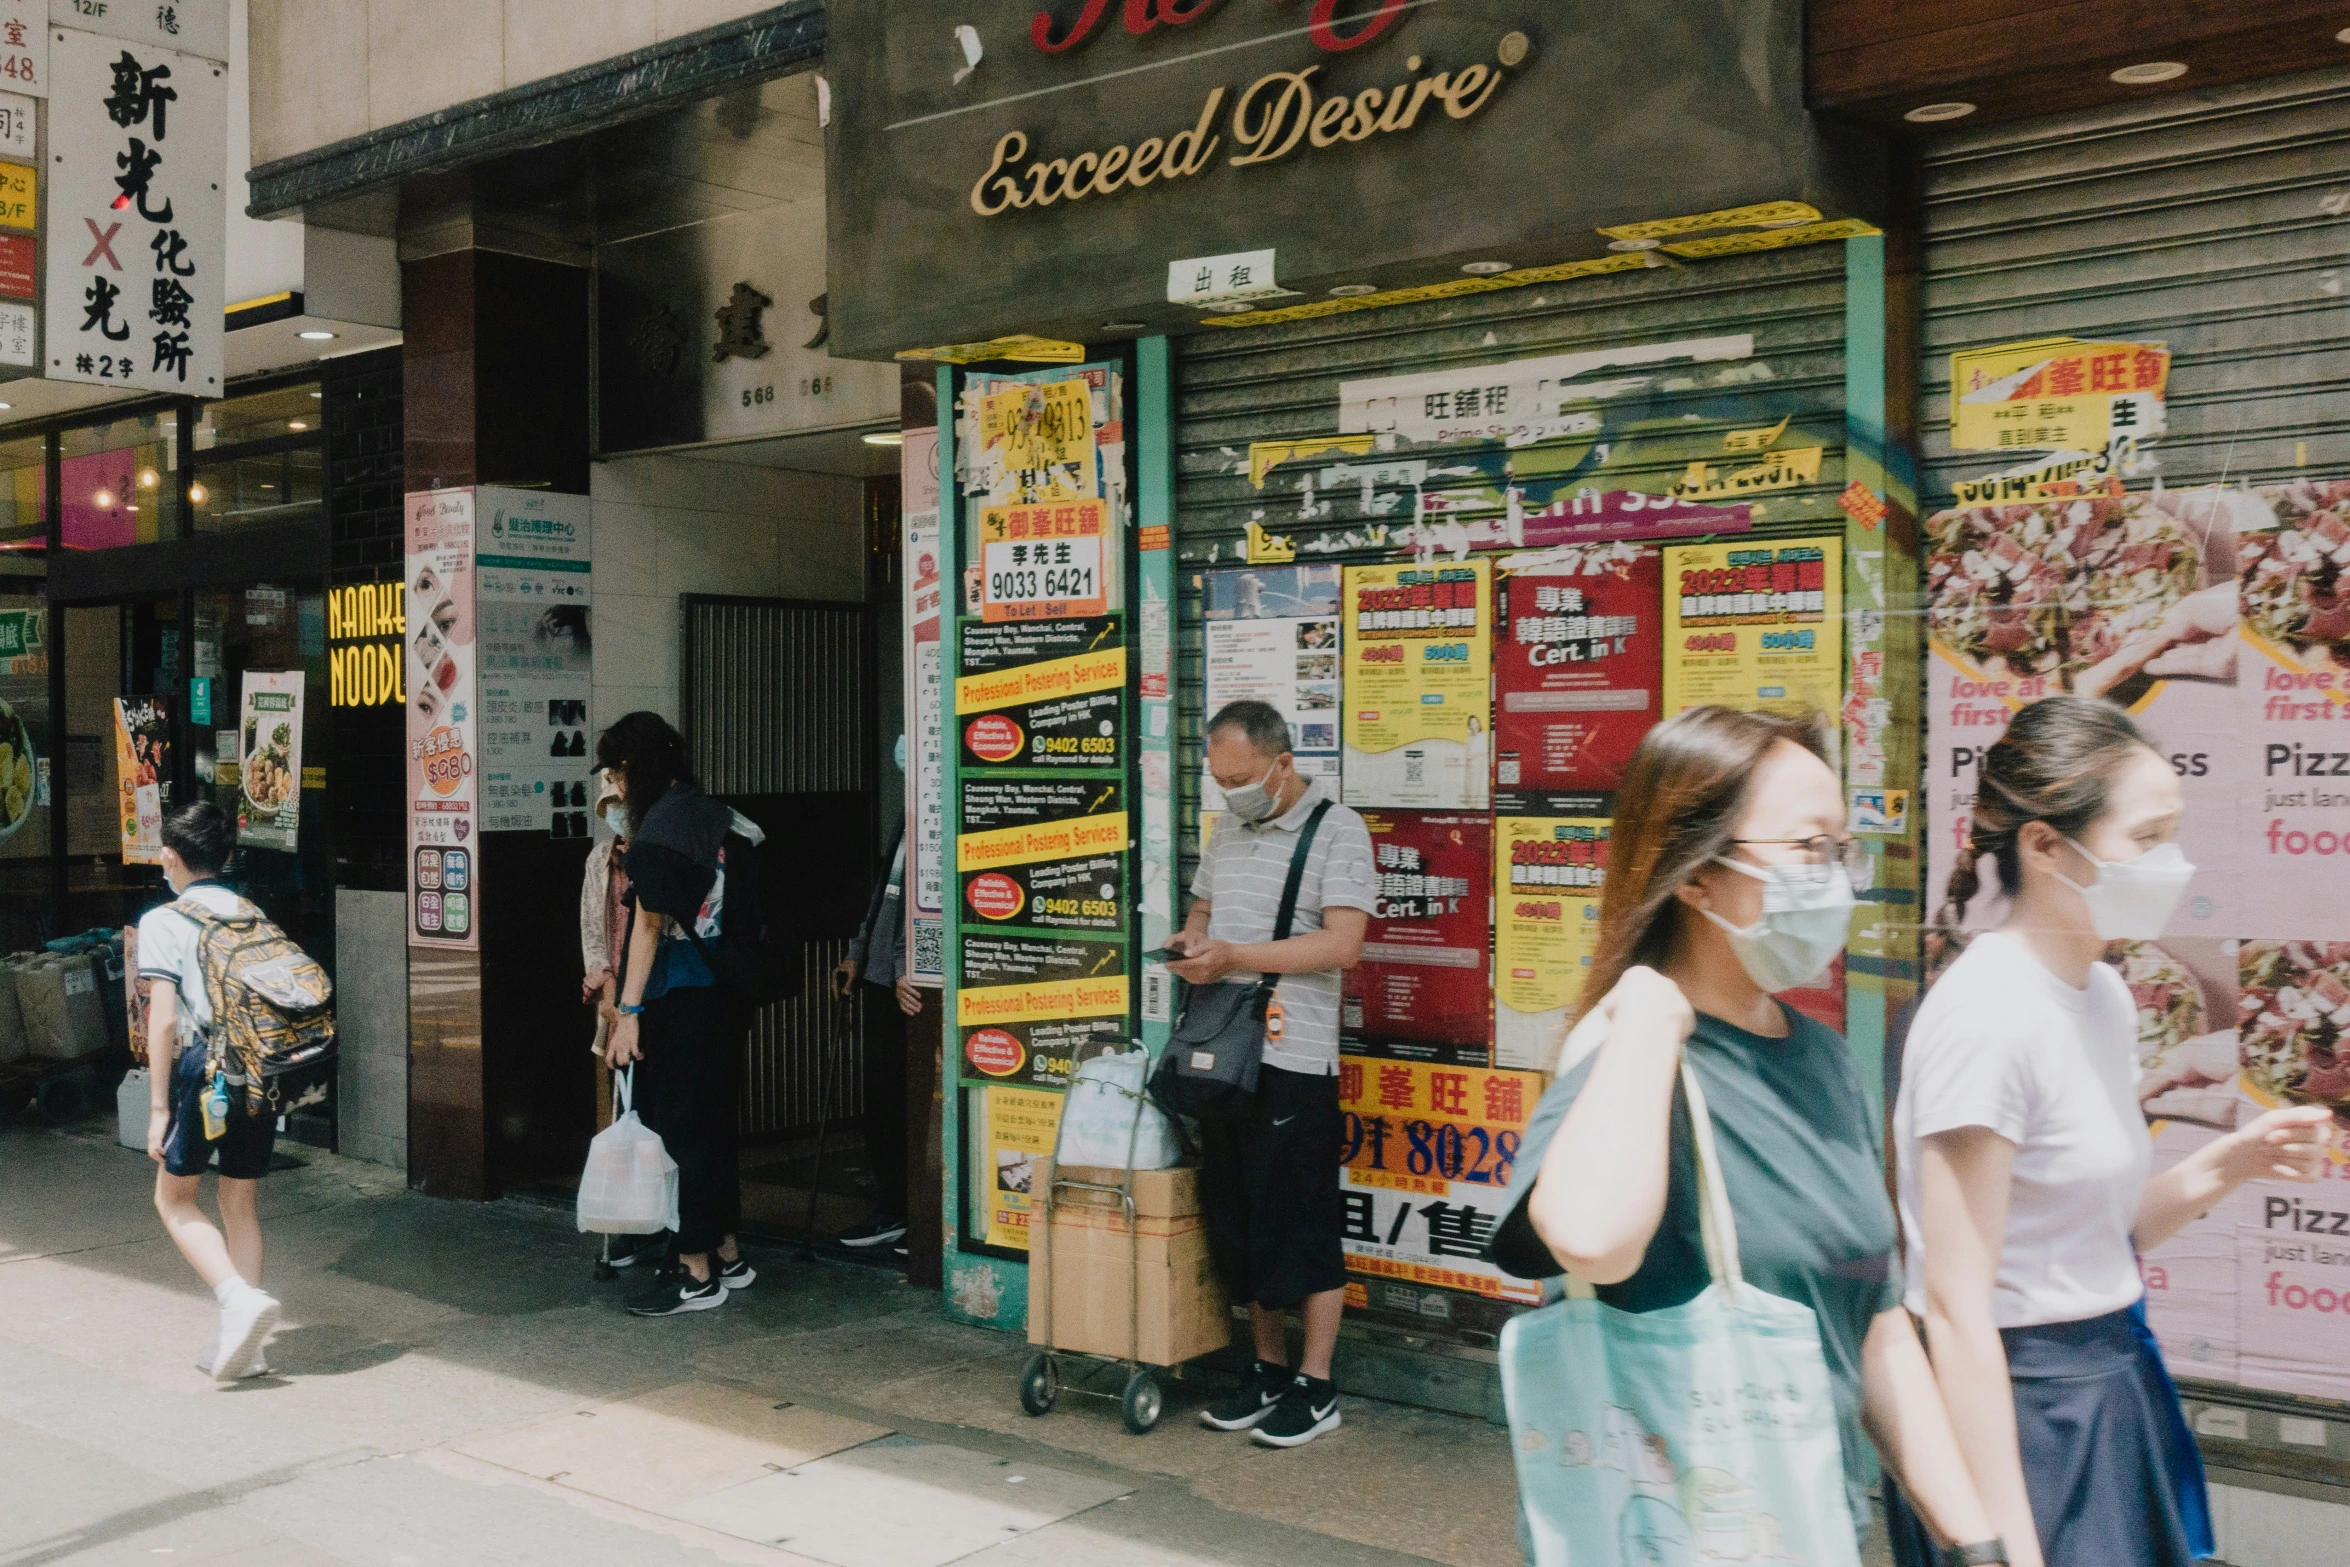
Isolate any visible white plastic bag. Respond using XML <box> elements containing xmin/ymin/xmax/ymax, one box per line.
<box><xmin>575</xmin><ymin>1069</ymin><xmax>680</xmax><ymax>1235</ymax></box>
<box><xmin>1056</xmin><ymin>1049</ymin><xmax>1182</xmax><ymax>1170</ymax></box>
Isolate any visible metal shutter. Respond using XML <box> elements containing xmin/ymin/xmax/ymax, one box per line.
<box><xmin>1920</xmin><ymin>67</ymin><xmax>2350</xmax><ymax>506</ymax></box>
<box><xmin>1169</xmin><ymin>245</ymin><xmax>1853</xmax><ymax>876</ymax></box>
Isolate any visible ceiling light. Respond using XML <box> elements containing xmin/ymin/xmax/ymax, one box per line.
<box><xmin>1460</xmin><ymin>261</ymin><xmax>1513</xmax><ymax>275</ymax></box>
<box><xmin>297</xmin><ymin>329</ymin><xmax>336</xmax><ymax>341</ymax></box>
<box><xmin>861</xmin><ymin>431</ymin><xmax>904</xmax><ymax>447</ymax></box>
<box><xmin>0</xmin><ymin>402</ymin><xmax>12</xmax><ymax>411</ymax></box>
<box><xmin>1328</xmin><ymin>284</ymin><xmax>1378</xmax><ymax>296</ymax></box>
<box><xmin>288</xmin><ymin>420</ymin><xmax>308</xmax><ymax>431</ymax></box>
<box><xmin>1206</xmin><ymin>302</ymin><xmax>1257</xmax><ymax>314</ymax></box>
<box><xmin>93</xmin><ymin>490</ymin><xmax>113</xmax><ymax>507</ymax></box>
<box><xmin>188</xmin><ymin>483</ymin><xmax>207</xmax><ymax>504</ymax></box>
<box><xmin>1904</xmin><ymin>102</ymin><xmax>1977</xmax><ymax>123</ymax></box>
<box><xmin>1606</xmin><ymin>238</ymin><xmax>1662</xmax><ymax>252</ymax></box>
<box><xmin>137</xmin><ymin>468</ymin><xmax>158</xmax><ymax>487</ymax></box>
<box><xmin>309</xmin><ymin>391</ymin><xmax>323</xmax><ymax>399</ymax></box>
<box><xmin>1099</xmin><ymin>321</ymin><xmax>1148</xmax><ymax>331</ymax></box>
<box><xmin>2339</xmin><ymin>26</ymin><xmax>2350</xmax><ymax>42</ymax></box>
<box><xmin>2110</xmin><ymin>61</ymin><xmax>2187</xmax><ymax>84</ymax></box>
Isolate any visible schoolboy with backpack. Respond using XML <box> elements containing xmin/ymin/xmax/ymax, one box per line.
<box><xmin>140</xmin><ymin>800</ymin><xmax>336</xmax><ymax>1381</ymax></box>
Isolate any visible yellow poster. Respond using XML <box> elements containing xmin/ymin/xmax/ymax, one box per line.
<box><xmin>1949</xmin><ymin>337</ymin><xmax>2169</xmax><ymax>453</ymax></box>
<box><xmin>984</xmin><ymin>1086</ymin><xmax>1064</xmax><ymax>1251</ymax></box>
<box><xmin>1494</xmin><ymin>816</ymin><xmax>1608</xmax><ymax>1071</ymax></box>
<box><xmin>1341</xmin><ymin>558</ymin><xmax>1492</xmax><ymax>810</ymax></box>
<box><xmin>1662</xmin><ymin>537</ymin><xmax>1843</xmax><ymax>721</ymax></box>
<box><xmin>982</xmin><ymin>379</ymin><xmax>1096</xmax><ymax>502</ymax></box>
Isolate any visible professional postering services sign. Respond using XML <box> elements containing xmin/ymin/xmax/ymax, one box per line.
<box><xmin>46</xmin><ymin>25</ymin><xmax>225</xmax><ymax>394</ymax></box>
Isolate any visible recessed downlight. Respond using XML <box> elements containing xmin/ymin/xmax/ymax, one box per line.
<box><xmin>2110</xmin><ymin>61</ymin><xmax>2187</xmax><ymax>84</ymax></box>
<box><xmin>1460</xmin><ymin>261</ymin><xmax>1513</xmax><ymax>275</ymax></box>
<box><xmin>861</xmin><ymin>431</ymin><xmax>904</xmax><ymax>447</ymax></box>
<box><xmin>188</xmin><ymin>483</ymin><xmax>208</xmax><ymax>504</ymax></box>
<box><xmin>1206</xmin><ymin>302</ymin><xmax>1257</xmax><ymax>314</ymax></box>
<box><xmin>2339</xmin><ymin>26</ymin><xmax>2350</xmax><ymax>43</ymax></box>
<box><xmin>1607</xmin><ymin>238</ymin><xmax>1662</xmax><ymax>252</ymax></box>
<box><xmin>1328</xmin><ymin>284</ymin><xmax>1378</xmax><ymax>296</ymax></box>
<box><xmin>287</xmin><ymin>420</ymin><xmax>308</xmax><ymax>431</ymax></box>
<box><xmin>1099</xmin><ymin>321</ymin><xmax>1148</xmax><ymax>331</ymax></box>
<box><xmin>296</xmin><ymin>329</ymin><xmax>336</xmax><ymax>341</ymax></box>
<box><xmin>1904</xmin><ymin>102</ymin><xmax>1977</xmax><ymax>123</ymax></box>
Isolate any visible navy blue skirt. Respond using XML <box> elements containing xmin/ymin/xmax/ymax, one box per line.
<box><xmin>1887</xmin><ymin>1308</ymin><xmax>2203</xmax><ymax>1567</ymax></box>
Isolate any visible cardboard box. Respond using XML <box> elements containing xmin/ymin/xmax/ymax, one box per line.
<box><xmin>1027</xmin><ymin>1159</ymin><xmax>1231</xmax><ymax>1368</ymax></box>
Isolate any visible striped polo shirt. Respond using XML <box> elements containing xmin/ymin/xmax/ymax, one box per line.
<box><xmin>1189</xmin><ymin>777</ymin><xmax>1377</xmax><ymax>1075</ymax></box>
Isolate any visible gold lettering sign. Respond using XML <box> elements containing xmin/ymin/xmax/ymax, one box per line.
<box><xmin>326</xmin><ymin>582</ymin><xmax>407</xmax><ymax>708</ymax></box>
<box><xmin>969</xmin><ymin>47</ymin><xmax>1510</xmax><ymax>219</ymax></box>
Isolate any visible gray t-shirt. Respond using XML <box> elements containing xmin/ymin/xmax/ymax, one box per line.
<box><xmin>1187</xmin><ymin>777</ymin><xmax>1377</xmax><ymax>1075</ymax></box>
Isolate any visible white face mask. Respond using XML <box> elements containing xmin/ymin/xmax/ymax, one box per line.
<box><xmin>1219</xmin><ymin>763</ymin><xmax>1288</xmax><ymax>824</ymax></box>
<box><xmin>1700</xmin><ymin>857</ymin><xmax>1855</xmax><ymax>993</ymax></box>
<box><xmin>2054</xmin><ymin>837</ymin><xmax>2194</xmax><ymax>941</ymax></box>
<box><xmin>602</xmin><ymin>803</ymin><xmax>631</xmax><ymax>837</ymax></box>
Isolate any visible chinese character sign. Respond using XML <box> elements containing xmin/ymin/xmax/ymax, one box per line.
<box><xmin>903</xmin><ymin>426</ymin><xmax>946</xmax><ymax>985</ymax></box>
<box><xmin>978</xmin><ymin>498</ymin><xmax>1108</xmax><ymax>622</ymax></box>
<box><xmin>46</xmin><ymin>28</ymin><xmax>225</xmax><ymax>393</ymax></box>
<box><xmin>1950</xmin><ymin>337</ymin><xmax>2169</xmax><ymax>455</ymax></box>
<box><xmin>405</xmin><ymin>488</ymin><xmax>480</xmax><ymax>949</ymax></box>
<box><xmin>474</xmin><ymin>488</ymin><xmax>592</xmax><ymax>837</ymax></box>
<box><xmin>51</xmin><ymin>0</ymin><xmax>229</xmax><ymax>61</ymax></box>
<box><xmin>1343</xmin><ymin>811</ymin><xmax>1491</xmax><ymax>1054</ymax></box>
<box><xmin>0</xmin><ymin>5</ymin><xmax>43</xmax><ymax>95</ymax></box>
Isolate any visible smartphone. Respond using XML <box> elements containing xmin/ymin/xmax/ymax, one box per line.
<box><xmin>1142</xmin><ymin>945</ymin><xmax>1185</xmax><ymax>963</ymax></box>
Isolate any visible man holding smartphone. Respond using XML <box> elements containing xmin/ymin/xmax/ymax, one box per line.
<box><xmin>1170</xmin><ymin>700</ymin><xmax>1374</xmax><ymax>1450</ymax></box>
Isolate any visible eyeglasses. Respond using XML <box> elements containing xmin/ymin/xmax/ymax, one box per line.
<box><xmin>1729</xmin><ymin>835</ymin><xmax>1872</xmax><ymax>889</ymax></box>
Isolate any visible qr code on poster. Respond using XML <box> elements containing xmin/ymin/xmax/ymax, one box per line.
<box><xmin>912</xmin><ymin>917</ymin><xmax>944</xmax><ymax>981</ymax></box>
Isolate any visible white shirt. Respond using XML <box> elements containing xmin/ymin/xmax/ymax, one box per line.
<box><xmin>1896</xmin><ymin>931</ymin><xmax>2151</xmax><ymax>1328</ymax></box>
<box><xmin>134</xmin><ymin>882</ymin><xmax>250</xmax><ymax>1060</ymax></box>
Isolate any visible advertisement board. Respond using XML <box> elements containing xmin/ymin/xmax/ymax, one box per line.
<box><xmin>904</xmin><ymin>427</ymin><xmax>946</xmax><ymax>986</ymax></box>
<box><xmin>1343</xmin><ymin>811</ymin><xmax>1490</xmax><ymax>1058</ymax></box>
<box><xmin>474</xmin><ymin>488</ymin><xmax>593</xmax><ymax>837</ymax></box>
<box><xmin>111</xmin><ymin>696</ymin><xmax>169</xmax><ymax>865</ymax></box>
<box><xmin>405</xmin><ymin>489</ymin><xmax>480</xmax><ymax>949</ymax></box>
<box><xmin>983</xmin><ymin>1086</ymin><xmax>1065</xmax><ymax>1252</ymax></box>
<box><xmin>1342</xmin><ymin>558</ymin><xmax>1492</xmax><ymax>810</ymax></box>
<box><xmin>1662</xmin><ymin>537</ymin><xmax>1842</xmax><ymax>723</ymax></box>
<box><xmin>1494</xmin><ymin>814</ymin><xmax>1609</xmax><ymax>1071</ymax></box>
<box><xmin>234</xmin><ymin>674</ymin><xmax>303</xmax><ymax>853</ymax></box>
<box><xmin>1200</xmin><ymin>564</ymin><xmax>1343</xmax><ymax>813</ymax></box>
<box><xmin>1494</xmin><ymin>544</ymin><xmax>1663</xmax><ymax>797</ymax></box>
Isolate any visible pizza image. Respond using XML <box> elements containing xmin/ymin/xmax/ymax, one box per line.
<box><xmin>2241</xmin><ymin>479</ymin><xmax>2350</xmax><ymax>667</ymax></box>
<box><xmin>2104</xmin><ymin>941</ymin><xmax>2238</xmax><ymax>1125</ymax></box>
<box><xmin>1928</xmin><ymin>497</ymin><xmax>2199</xmax><ymax>683</ymax></box>
<box><xmin>2065</xmin><ymin>496</ymin><xmax>2201</xmax><ymax>673</ymax></box>
<box><xmin>2240</xmin><ymin>940</ymin><xmax>2350</xmax><ymax>1120</ymax></box>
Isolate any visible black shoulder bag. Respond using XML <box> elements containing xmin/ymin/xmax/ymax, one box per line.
<box><xmin>1148</xmin><ymin>800</ymin><xmax>1332</xmax><ymax>1121</ymax></box>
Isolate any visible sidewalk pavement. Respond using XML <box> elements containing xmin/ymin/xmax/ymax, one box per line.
<box><xmin>0</xmin><ymin>1121</ymin><xmax>1526</xmax><ymax>1567</ymax></box>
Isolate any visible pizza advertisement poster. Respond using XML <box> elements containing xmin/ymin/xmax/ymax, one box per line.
<box><xmin>1341</xmin><ymin>558</ymin><xmax>1492</xmax><ymax>810</ymax></box>
<box><xmin>1336</xmin><ymin>1053</ymin><xmax>1543</xmax><ymax>1304</ymax></box>
<box><xmin>1661</xmin><ymin>538</ymin><xmax>1842</xmax><ymax>723</ymax></box>
<box><xmin>1342</xmin><ymin>811</ymin><xmax>1491</xmax><ymax>1058</ymax></box>
<box><xmin>1493</xmin><ymin>814</ymin><xmax>1608</xmax><ymax>1071</ymax></box>
<box><xmin>1494</xmin><ymin>544</ymin><xmax>1663</xmax><ymax>796</ymax></box>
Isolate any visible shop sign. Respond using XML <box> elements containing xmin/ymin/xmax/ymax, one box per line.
<box><xmin>326</xmin><ymin>581</ymin><xmax>405</xmax><ymax>709</ymax></box>
<box><xmin>0</xmin><ymin>158</ymin><xmax>31</xmax><ymax>229</ymax></box>
<box><xmin>1340</xmin><ymin>336</ymin><xmax>1753</xmax><ymax>448</ymax></box>
<box><xmin>1199</xmin><ymin>564</ymin><xmax>1342</xmax><ymax>821</ymax></box>
<box><xmin>52</xmin><ymin>0</ymin><xmax>228</xmax><ymax>62</ymax></box>
<box><xmin>596</xmin><ymin>199</ymin><xmax>898</xmax><ymax>454</ymax></box>
<box><xmin>110</xmin><ymin>693</ymin><xmax>166</xmax><ymax>864</ymax></box>
<box><xmin>904</xmin><ymin>429</ymin><xmax>947</xmax><ymax>986</ymax></box>
<box><xmin>0</xmin><ymin>86</ymin><xmax>31</xmax><ymax>148</ymax></box>
<box><xmin>234</xmin><ymin>671</ymin><xmax>302</xmax><ymax>852</ymax></box>
<box><xmin>405</xmin><ymin>488</ymin><xmax>479</xmax><ymax>949</ymax></box>
<box><xmin>45</xmin><ymin>25</ymin><xmax>225</xmax><ymax>393</ymax></box>
<box><xmin>0</xmin><ymin>7</ymin><xmax>43</xmax><ymax>94</ymax></box>
<box><xmin>474</xmin><ymin>488</ymin><xmax>592</xmax><ymax>838</ymax></box>
<box><xmin>826</xmin><ymin>1</ymin><xmax>1849</xmax><ymax>356</ymax></box>
<box><xmin>1341</xmin><ymin>558</ymin><xmax>1491</xmax><ymax>810</ymax></box>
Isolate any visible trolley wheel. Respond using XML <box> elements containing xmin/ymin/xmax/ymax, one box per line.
<box><xmin>593</xmin><ymin>1260</ymin><xmax>617</xmax><ymax>1282</ymax></box>
<box><xmin>1019</xmin><ymin>1354</ymin><xmax>1059</xmax><ymax>1417</ymax></box>
<box><xmin>1119</xmin><ymin>1367</ymin><xmax>1163</xmax><ymax>1434</ymax></box>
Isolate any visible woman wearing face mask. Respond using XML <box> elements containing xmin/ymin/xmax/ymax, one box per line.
<box><xmin>580</xmin><ymin>768</ymin><xmax>633</xmax><ymax>1124</ymax></box>
<box><xmin>1897</xmin><ymin>696</ymin><xmax>2332</xmax><ymax>1567</ymax></box>
<box><xmin>1493</xmin><ymin>706</ymin><xmax>1998</xmax><ymax>1564</ymax></box>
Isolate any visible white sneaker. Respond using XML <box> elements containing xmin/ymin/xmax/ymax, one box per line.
<box><xmin>212</xmin><ymin>1288</ymin><xmax>281</xmax><ymax>1382</ymax></box>
<box><xmin>196</xmin><ymin>1345</ymin><xmax>270</xmax><ymax>1378</ymax></box>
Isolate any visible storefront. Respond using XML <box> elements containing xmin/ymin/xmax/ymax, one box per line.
<box><xmin>828</xmin><ymin>0</ymin><xmax>1919</xmax><ymax>1415</ymax></box>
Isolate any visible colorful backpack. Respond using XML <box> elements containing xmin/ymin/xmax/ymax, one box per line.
<box><xmin>174</xmin><ymin>897</ymin><xmax>336</xmax><ymax>1115</ymax></box>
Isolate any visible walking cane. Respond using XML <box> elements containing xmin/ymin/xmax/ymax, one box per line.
<box><xmin>799</xmin><ymin>997</ymin><xmax>858</xmax><ymax>1261</ymax></box>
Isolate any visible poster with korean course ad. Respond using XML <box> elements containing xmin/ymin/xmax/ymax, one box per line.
<box><xmin>1495</xmin><ymin>544</ymin><xmax>1662</xmax><ymax>796</ymax></box>
<box><xmin>1342</xmin><ymin>559</ymin><xmax>1491</xmax><ymax>810</ymax></box>
<box><xmin>1343</xmin><ymin>812</ymin><xmax>1491</xmax><ymax>1059</ymax></box>
<box><xmin>236</xmin><ymin>673</ymin><xmax>304</xmax><ymax>853</ymax></box>
<box><xmin>405</xmin><ymin>489</ymin><xmax>480</xmax><ymax>949</ymax></box>
<box><xmin>1494</xmin><ymin>815</ymin><xmax>1608</xmax><ymax>1071</ymax></box>
<box><xmin>1201</xmin><ymin>565</ymin><xmax>1343</xmax><ymax>813</ymax></box>
<box><xmin>1337</xmin><ymin>1054</ymin><xmax>1543</xmax><ymax>1304</ymax></box>
<box><xmin>1663</xmin><ymin>538</ymin><xmax>1841</xmax><ymax>723</ymax></box>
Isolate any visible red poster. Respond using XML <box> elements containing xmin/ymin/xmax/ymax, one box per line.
<box><xmin>1343</xmin><ymin>811</ymin><xmax>1492</xmax><ymax>1058</ymax></box>
<box><xmin>1494</xmin><ymin>544</ymin><xmax>1663</xmax><ymax>797</ymax></box>
<box><xmin>0</xmin><ymin>233</ymin><xmax>32</xmax><ymax>299</ymax></box>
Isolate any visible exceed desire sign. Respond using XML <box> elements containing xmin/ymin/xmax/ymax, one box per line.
<box><xmin>826</xmin><ymin>0</ymin><xmax>1850</xmax><ymax>356</ymax></box>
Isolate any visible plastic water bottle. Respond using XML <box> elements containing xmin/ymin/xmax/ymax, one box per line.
<box><xmin>203</xmin><ymin>1070</ymin><xmax>230</xmax><ymax>1142</ymax></box>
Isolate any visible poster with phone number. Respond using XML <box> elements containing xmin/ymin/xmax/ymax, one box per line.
<box><xmin>405</xmin><ymin>487</ymin><xmax>480</xmax><ymax>949</ymax></box>
<box><xmin>1495</xmin><ymin>815</ymin><xmax>1608</xmax><ymax>1071</ymax></box>
<box><xmin>1337</xmin><ymin>1054</ymin><xmax>1542</xmax><ymax>1304</ymax></box>
<box><xmin>1662</xmin><ymin>537</ymin><xmax>1842</xmax><ymax>722</ymax></box>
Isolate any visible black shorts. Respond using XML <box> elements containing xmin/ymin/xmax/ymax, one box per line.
<box><xmin>160</xmin><ymin>1046</ymin><xmax>278</xmax><ymax>1180</ymax></box>
<box><xmin>1199</xmin><ymin>1063</ymin><xmax>1347</xmax><ymax>1310</ymax></box>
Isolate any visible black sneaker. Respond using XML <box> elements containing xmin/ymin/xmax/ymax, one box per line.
<box><xmin>1251</xmin><ymin>1376</ymin><xmax>1341</xmax><ymax>1448</ymax></box>
<box><xmin>1199</xmin><ymin>1360</ymin><xmax>1290</xmax><ymax>1431</ymax></box>
<box><xmin>628</xmin><ymin>1270</ymin><xmax>727</xmax><ymax>1316</ymax></box>
<box><xmin>839</xmin><ymin>1212</ymin><xmax>907</xmax><ymax>1249</ymax></box>
<box><xmin>715</xmin><ymin>1252</ymin><xmax>757</xmax><ymax>1291</ymax></box>
<box><xmin>605</xmin><ymin>1235</ymin><xmax>667</xmax><ymax>1271</ymax></box>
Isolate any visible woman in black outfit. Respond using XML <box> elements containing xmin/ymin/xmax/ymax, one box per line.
<box><xmin>598</xmin><ymin>712</ymin><xmax>760</xmax><ymax>1315</ymax></box>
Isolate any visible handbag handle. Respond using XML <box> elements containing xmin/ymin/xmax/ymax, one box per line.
<box><xmin>614</xmin><ymin>1063</ymin><xmax>634</xmax><ymax>1117</ymax></box>
<box><xmin>1557</xmin><ymin>1046</ymin><xmax>1743</xmax><ymax>1299</ymax></box>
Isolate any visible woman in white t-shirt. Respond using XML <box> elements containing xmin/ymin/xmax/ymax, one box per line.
<box><xmin>1896</xmin><ymin>696</ymin><xmax>2333</xmax><ymax>1567</ymax></box>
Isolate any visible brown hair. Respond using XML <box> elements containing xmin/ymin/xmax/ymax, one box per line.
<box><xmin>1932</xmin><ymin>695</ymin><xmax>2154</xmax><ymax>960</ymax></box>
<box><xmin>1579</xmin><ymin>706</ymin><xmax>1831</xmax><ymax>1016</ymax></box>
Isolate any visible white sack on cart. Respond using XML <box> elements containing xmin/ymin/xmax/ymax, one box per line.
<box><xmin>1058</xmin><ymin>1049</ymin><xmax>1182</xmax><ymax>1170</ymax></box>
